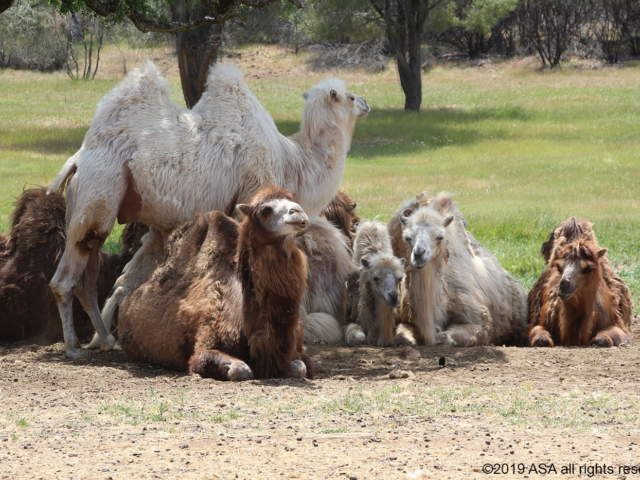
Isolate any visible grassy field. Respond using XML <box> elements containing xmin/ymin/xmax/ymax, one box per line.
<box><xmin>1</xmin><ymin>45</ymin><xmax>639</xmax><ymax>312</ymax></box>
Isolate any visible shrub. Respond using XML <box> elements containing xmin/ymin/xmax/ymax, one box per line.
<box><xmin>0</xmin><ymin>0</ymin><xmax>66</xmax><ymax>71</ymax></box>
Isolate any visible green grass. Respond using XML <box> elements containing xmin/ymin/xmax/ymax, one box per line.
<box><xmin>1</xmin><ymin>49</ymin><xmax>639</xmax><ymax>310</ymax></box>
<box><xmin>317</xmin><ymin>384</ymin><xmax>640</xmax><ymax>431</ymax></box>
<box><xmin>15</xmin><ymin>417</ymin><xmax>29</xmax><ymax>428</ymax></box>
<box><xmin>97</xmin><ymin>388</ymin><xmax>241</xmax><ymax>426</ymax></box>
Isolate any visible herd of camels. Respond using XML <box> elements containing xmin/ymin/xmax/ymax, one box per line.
<box><xmin>0</xmin><ymin>62</ymin><xmax>633</xmax><ymax>380</ymax></box>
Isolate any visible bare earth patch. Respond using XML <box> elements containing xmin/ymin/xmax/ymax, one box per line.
<box><xmin>1</xmin><ymin>318</ymin><xmax>639</xmax><ymax>479</ymax></box>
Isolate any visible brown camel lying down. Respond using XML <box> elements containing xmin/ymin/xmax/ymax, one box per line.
<box><xmin>0</xmin><ymin>188</ymin><xmax>148</xmax><ymax>343</ymax></box>
<box><xmin>118</xmin><ymin>188</ymin><xmax>314</xmax><ymax>381</ymax></box>
<box><xmin>526</xmin><ymin>217</ymin><xmax>632</xmax><ymax>347</ymax></box>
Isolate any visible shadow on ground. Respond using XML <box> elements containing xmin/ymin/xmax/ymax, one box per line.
<box><xmin>0</xmin><ymin>340</ymin><xmax>508</xmax><ymax>387</ymax></box>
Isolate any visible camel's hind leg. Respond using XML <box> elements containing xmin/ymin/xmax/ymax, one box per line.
<box><xmin>50</xmin><ymin>154</ymin><xmax>126</xmax><ymax>358</ymax></box>
<box><xmin>75</xmin><ymin>244</ymin><xmax>116</xmax><ymax>350</ymax></box>
<box><xmin>86</xmin><ymin>228</ymin><xmax>164</xmax><ymax>349</ymax></box>
<box><xmin>189</xmin><ymin>349</ymin><xmax>254</xmax><ymax>381</ymax></box>
<box><xmin>50</xmin><ymin>247</ymin><xmax>91</xmax><ymax>358</ymax></box>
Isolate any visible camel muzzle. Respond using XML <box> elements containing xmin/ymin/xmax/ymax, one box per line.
<box><xmin>285</xmin><ymin>216</ymin><xmax>309</xmax><ymax>230</ymax></box>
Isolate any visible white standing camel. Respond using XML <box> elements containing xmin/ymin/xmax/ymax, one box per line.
<box><xmin>49</xmin><ymin>61</ymin><xmax>369</xmax><ymax>358</ymax></box>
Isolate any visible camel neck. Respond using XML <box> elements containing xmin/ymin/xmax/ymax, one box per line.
<box><xmin>410</xmin><ymin>255</ymin><xmax>447</xmax><ymax>345</ymax></box>
<box><xmin>375</xmin><ymin>295</ymin><xmax>396</xmax><ymax>345</ymax></box>
<box><xmin>560</xmin><ymin>272</ymin><xmax>602</xmax><ymax>344</ymax></box>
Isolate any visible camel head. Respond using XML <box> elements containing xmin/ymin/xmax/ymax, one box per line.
<box><xmin>237</xmin><ymin>188</ymin><xmax>308</xmax><ymax>238</ymax></box>
<box><xmin>400</xmin><ymin>207</ymin><xmax>453</xmax><ymax>269</ymax></box>
<box><xmin>302</xmin><ymin>78</ymin><xmax>370</xmax><ymax>128</ymax></box>
<box><xmin>553</xmin><ymin>240</ymin><xmax>606</xmax><ymax>301</ymax></box>
<box><xmin>361</xmin><ymin>254</ymin><xmax>405</xmax><ymax>307</ymax></box>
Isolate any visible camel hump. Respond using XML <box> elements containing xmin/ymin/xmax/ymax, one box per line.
<box><xmin>90</xmin><ymin>60</ymin><xmax>173</xmax><ymax>129</ymax></box>
<box><xmin>206</xmin><ymin>62</ymin><xmax>246</xmax><ymax>89</ymax></box>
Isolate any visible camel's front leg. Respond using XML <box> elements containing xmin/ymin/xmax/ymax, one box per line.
<box><xmin>86</xmin><ymin>228</ymin><xmax>165</xmax><ymax>349</ymax></box>
<box><xmin>591</xmin><ymin>326</ymin><xmax>631</xmax><ymax>347</ymax></box>
<box><xmin>188</xmin><ymin>349</ymin><xmax>254</xmax><ymax>381</ymax></box>
<box><xmin>528</xmin><ymin>325</ymin><xmax>555</xmax><ymax>347</ymax></box>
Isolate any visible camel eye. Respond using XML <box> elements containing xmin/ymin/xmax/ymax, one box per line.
<box><xmin>348</xmin><ymin>95</ymin><xmax>355</xmax><ymax>101</ymax></box>
<box><xmin>404</xmin><ymin>236</ymin><xmax>411</xmax><ymax>243</ymax></box>
<box><xmin>436</xmin><ymin>236</ymin><xmax>444</xmax><ymax>241</ymax></box>
<box><xmin>583</xmin><ymin>266</ymin><xmax>593</xmax><ymax>273</ymax></box>
<box><xmin>260</xmin><ymin>206</ymin><xmax>273</xmax><ymax>216</ymax></box>
<box><xmin>555</xmin><ymin>264</ymin><xmax>563</xmax><ymax>273</ymax></box>
<box><xmin>373</xmin><ymin>276</ymin><xmax>379</xmax><ymax>282</ymax></box>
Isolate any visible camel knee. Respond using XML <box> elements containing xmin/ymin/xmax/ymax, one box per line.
<box><xmin>290</xmin><ymin>360</ymin><xmax>307</xmax><ymax>379</ymax></box>
<box><xmin>393</xmin><ymin>323</ymin><xmax>418</xmax><ymax>347</ymax></box>
<box><xmin>591</xmin><ymin>333</ymin><xmax>613</xmax><ymax>348</ymax></box>
<box><xmin>528</xmin><ymin>326</ymin><xmax>554</xmax><ymax>348</ymax></box>
<box><xmin>345</xmin><ymin>323</ymin><xmax>366</xmax><ymax>345</ymax></box>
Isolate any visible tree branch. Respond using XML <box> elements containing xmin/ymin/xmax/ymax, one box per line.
<box><xmin>0</xmin><ymin>0</ymin><xmax>14</xmax><ymax>14</ymax></box>
<box><xmin>54</xmin><ymin>0</ymin><xmax>305</xmax><ymax>33</ymax></box>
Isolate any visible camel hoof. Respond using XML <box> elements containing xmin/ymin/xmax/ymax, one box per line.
<box><xmin>100</xmin><ymin>334</ymin><xmax>117</xmax><ymax>350</ymax></box>
<box><xmin>85</xmin><ymin>333</ymin><xmax>101</xmax><ymax>350</ymax></box>
<box><xmin>290</xmin><ymin>360</ymin><xmax>307</xmax><ymax>379</ymax></box>
<box><xmin>227</xmin><ymin>361</ymin><xmax>253</xmax><ymax>381</ymax></box>
<box><xmin>346</xmin><ymin>330</ymin><xmax>366</xmax><ymax>345</ymax></box>
<box><xmin>66</xmin><ymin>347</ymin><xmax>91</xmax><ymax>360</ymax></box>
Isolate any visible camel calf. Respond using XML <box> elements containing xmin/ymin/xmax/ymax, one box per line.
<box><xmin>118</xmin><ymin>188</ymin><xmax>313</xmax><ymax>380</ymax></box>
<box><xmin>346</xmin><ymin>220</ymin><xmax>405</xmax><ymax>346</ymax></box>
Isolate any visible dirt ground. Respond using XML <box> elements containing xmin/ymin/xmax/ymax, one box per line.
<box><xmin>1</xmin><ymin>318</ymin><xmax>639</xmax><ymax>480</ymax></box>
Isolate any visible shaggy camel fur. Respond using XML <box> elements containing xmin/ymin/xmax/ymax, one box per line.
<box><xmin>0</xmin><ymin>188</ymin><xmax>147</xmax><ymax>343</ymax></box>
<box><xmin>345</xmin><ymin>220</ymin><xmax>405</xmax><ymax>346</ymax></box>
<box><xmin>49</xmin><ymin>61</ymin><xmax>369</xmax><ymax>358</ymax></box>
<box><xmin>298</xmin><ymin>191</ymin><xmax>361</xmax><ymax>343</ymax></box>
<box><xmin>526</xmin><ymin>218</ymin><xmax>632</xmax><ymax>347</ymax></box>
<box><xmin>320</xmin><ymin>190</ymin><xmax>361</xmax><ymax>246</ymax></box>
<box><xmin>118</xmin><ymin>188</ymin><xmax>313</xmax><ymax>380</ymax></box>
<box><xmin>297</xmin><ymin>217</ymin><xmax>353</xmax><ymax>343</ymax></box>
<box><xmin>392</xmin><ymin>192</ymin><xmax>527</xmax><ymax>347</ymax></box>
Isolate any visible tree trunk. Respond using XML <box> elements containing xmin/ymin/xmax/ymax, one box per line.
<box><xmin>171</xmin><ymin>0</ymin><xmax>222</xmax><ymax>108</ymax></box>
<box><xmin>397</xmin><ymin>34</ymin><xmax>422</xmax><ymax>112</ymax></box>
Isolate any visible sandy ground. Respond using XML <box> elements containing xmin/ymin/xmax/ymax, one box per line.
<box><xmin>1</xmin><ymin>318</ymin><xmax>639</xmax><ymax>480</ymax></box>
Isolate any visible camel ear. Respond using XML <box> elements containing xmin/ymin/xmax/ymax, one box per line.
<box><xmin>360</xmin><ymin>258</ymin><xmax>371</xmax><ymax>269</ymax></box>
<box><xmin>303</xmin><ymin>92</ymin><xmax>309</xmax><ymax>100</ymax></box>
<box><xmin>597</xmin><ymin>248</ymin><xmax>608</xmax><ymax>258</ymax></box>
<box><xmin>348</xmin><ymin>202</ymin><xmax>357</xmax><ymax>212</ymax></box>
<box><xmin>443</xmin><ymin>215</ymin><xmax>454</xmax><ymax>227</ymax></box>
<box><xmin>330</xmin><ymin>89</ymin><xmax>338</xmax><ymax>100</ymax></box>
<box><xmin>237</xmin><ymin>204</ymin><xmax>253</xmax><ymax>217</ymax></box>
<box><xmin>402</xmin><ymin>209</ymin><xmax>413</xmax><ymax>217</ymax></box>
<box><xmin>399</xmin><ymin>258</ymin><xmax>406</xmax><ymax>266</ymax></box>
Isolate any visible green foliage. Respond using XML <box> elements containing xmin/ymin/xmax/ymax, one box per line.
<box><xmin>226</xmin><ymin>0</ymin><xmax>384</xmax><ymax>46</ymax></box>
<box><xmin>47</xmin><ymin>0</ymin><xmax>171</xmax><ymax>26</ymax></box>
<box><xmin>430</xmin><ymin>0</ymin><xmax>518</xmax><ymax>35</ymax></box>
<box><xmin>0</xmin><ymin>0</ymin><xmax>66</xmax><ymax>71</ymax></box>
<box><xmin>303</xmin><ymin>0</ymin><xmax>383</xmax><ymax>43</ymax></box>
